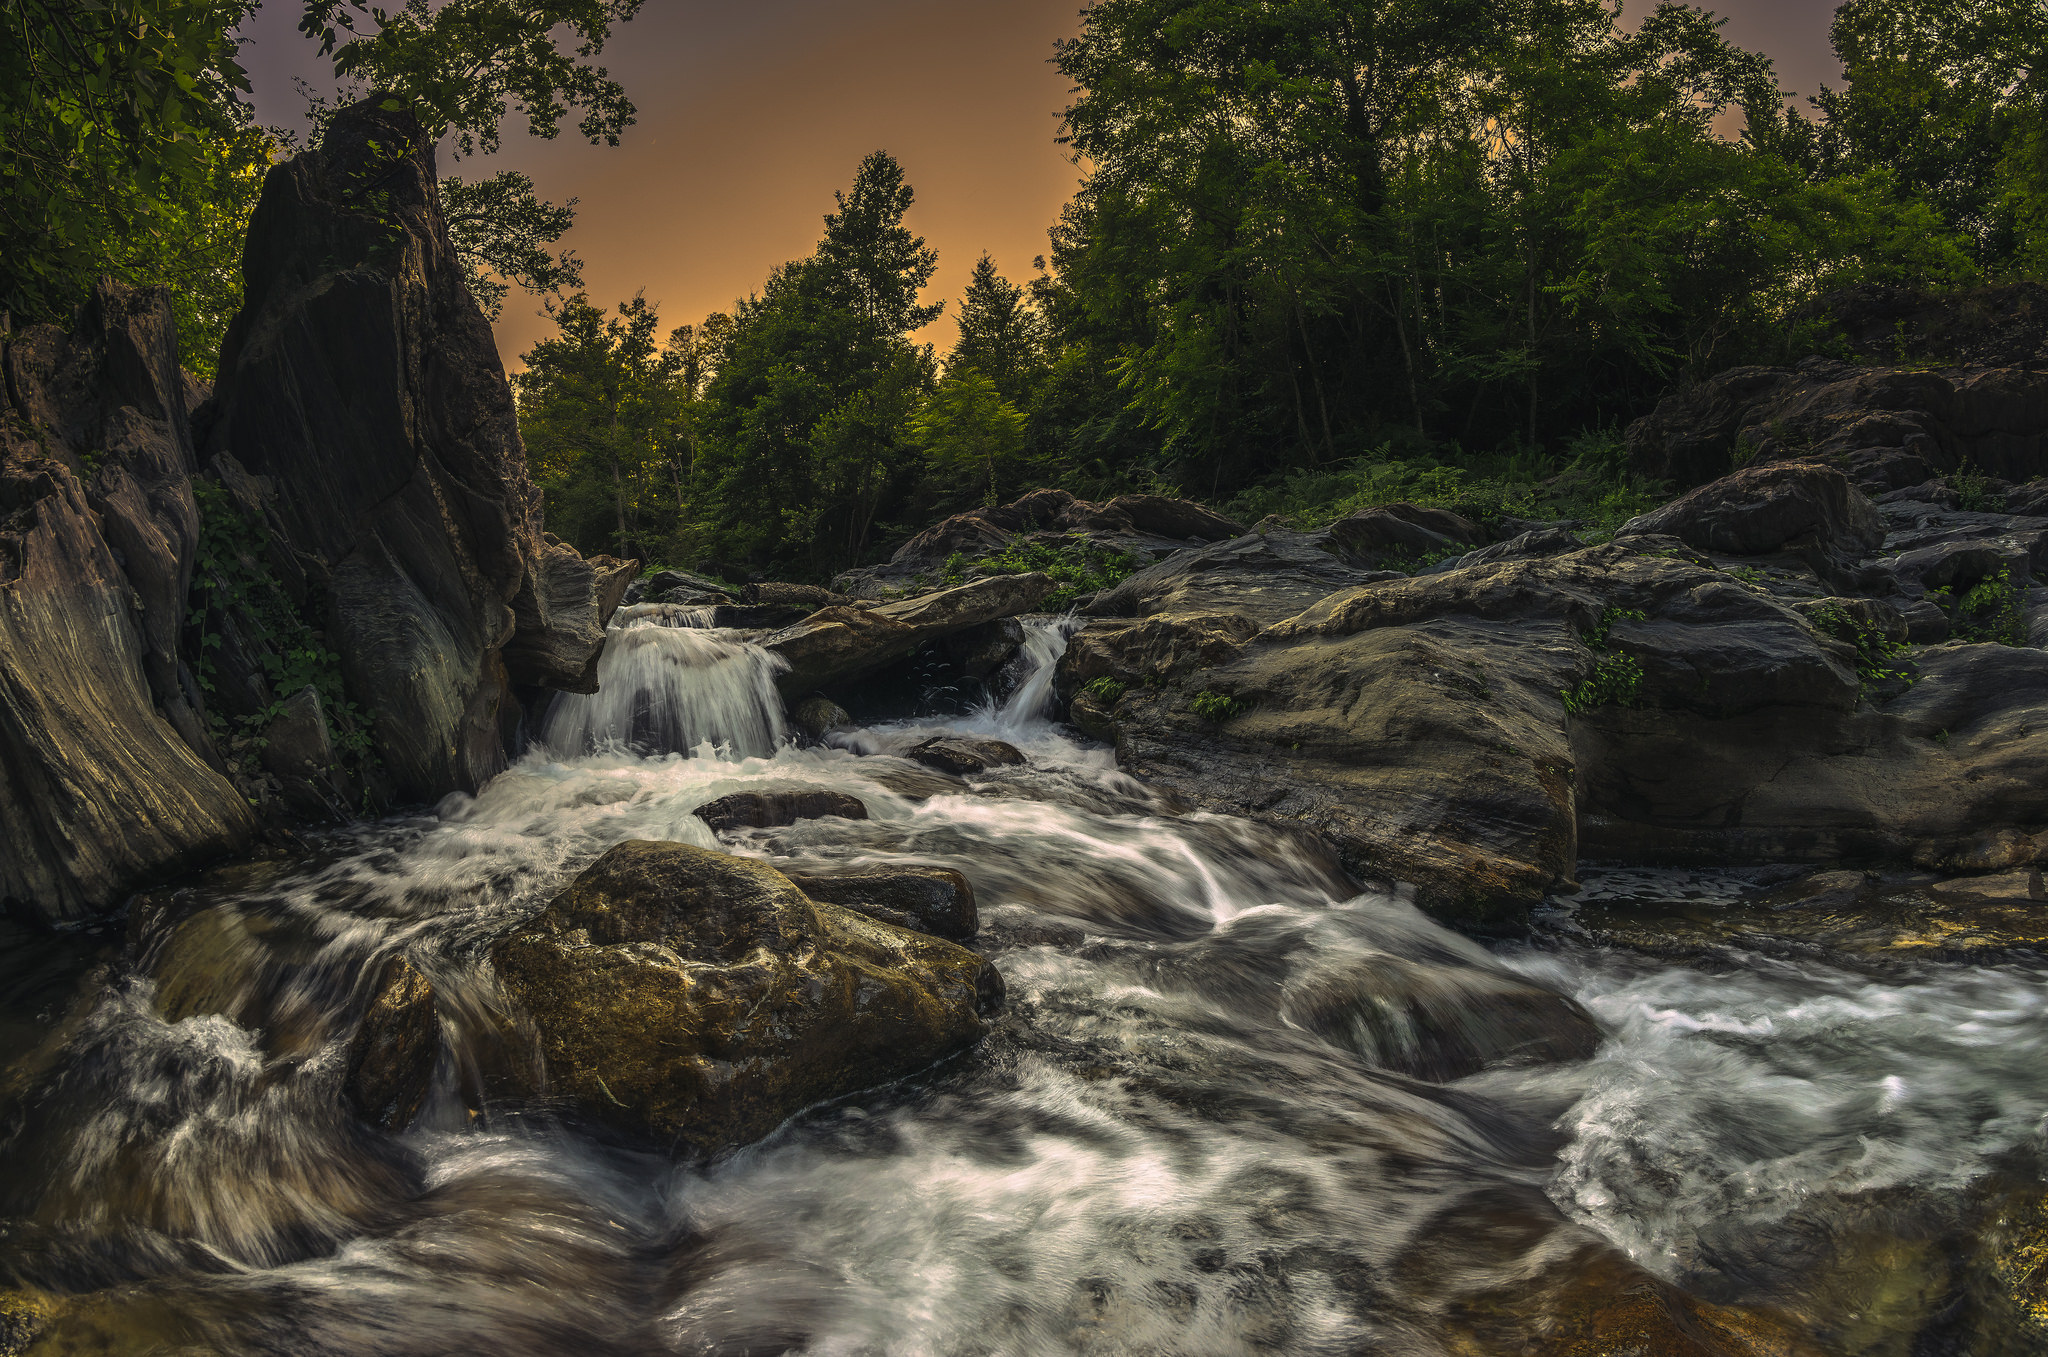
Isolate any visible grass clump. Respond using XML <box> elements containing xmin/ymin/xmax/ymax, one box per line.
<box><xmin>1951</xmin><ymin>461</ymin><xmax>2003</xmax><ymax>513</ymax></box>
<box><xmin>946</xmin><ymin>534</ymin><xmax>1140</xmax><ymax>608</ymax></box>
<box><xmin>1220</xmin><ymin>429</ymin><xmax>1667</xmax><ymax>539</ymax></box>
<box><xmin>1187</xmin><ymin>689</ymin><xmax>1245</xmax><ymax>722</ymax></box>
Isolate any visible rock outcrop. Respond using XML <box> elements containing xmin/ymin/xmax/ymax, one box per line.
<box><xmin>1626</xmin><ymin>356</ymin><xmax>2048</xmax><ymax>492</ymax></box>
<box><xmin>763</xmin><ymin>572</ymin><xmax>1055</xmax><ymax>698</ymax></box>
<box><xmin>199</xmin><ymin>96</ymin><xmax>623</xmax><ymax>800</ymax></box>
<box><xmin>489</xmin><ymin>841</ymin><xmax>1000</xmax><ymax>1153</ymax></box>
<box><xmin>1</xmin><ymin>287</ymin><xmax>259</xmax><ymax>924</ymax></box>
<box><xmin>1058</xmin><ymin>477</ymin><xmax>2048</xmax><ymax>929</ymax></box>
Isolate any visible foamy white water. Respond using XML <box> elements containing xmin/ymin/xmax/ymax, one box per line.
<box><xmin>3</xmin><ymin>624</ymin><xmax>2043</xmax><ymax>1354</ymax></box>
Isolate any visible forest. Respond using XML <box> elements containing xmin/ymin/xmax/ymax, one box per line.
<box><xmin>6</xmin><ymin>0</ymin><xmax>2045</xmax><ymax>580</ymax></box>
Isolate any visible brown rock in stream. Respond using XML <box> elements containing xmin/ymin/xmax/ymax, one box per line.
<box><xmin>789</xmin><ymin>866</ymin><xmax>979</xmax><ymax>940</ymax></box>
<box><xmin>490</xmin><ymin>841</ymin><xmax>1000</xmax><ymax>1153</ymax></box>
<box><xmin>692</xmin><ymin>789</ymin><xmax>869</xmax><ymax>833</ymax></box>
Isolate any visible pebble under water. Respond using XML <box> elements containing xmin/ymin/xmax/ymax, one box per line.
<box><xmin>3</xmin><ymin>616</ymin><xmax>2047</xmax><ymax>1354</ymax></box>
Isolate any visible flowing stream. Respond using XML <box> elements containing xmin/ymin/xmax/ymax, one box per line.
<box><xmin>3</xmin><ymin>617</ymin><xmax>2047</xmax><ymax>1354</ymax></box>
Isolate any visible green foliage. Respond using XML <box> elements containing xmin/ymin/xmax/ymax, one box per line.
<box><xmin>950</xmin><ymin>254</ymin><xmax>1049</xmax><ymax>405</ymax></box>
<box><xmin>1950</xmin><ymin>461</ymin><xmax>2002</xmax><ymax>513</ymax></box>
<box><xmin>1083</xmin><ymin>676</ymin><xmax>1128</xmax><ymax>704</ymax></box>
<box><xmin>957</xmin><ymin>535</ymin><xmax>1139</xmax><ymax>609</ymax></box>
<box><xmin>298</xmin><ymin>0</ymin><xmax>645</xmax><ymax>157</ymax></box>
<box><xmin>1583</xmin><ymin>606</ymin><xmax>1646</xmax><ymax>652</ymax></box>
<box><xmin>1187</xmin><ymin>689</ymin><xmax>1245</xmax><ymax>723</ymax></box>
<box><xmin>910</xmin><ymin>370</ymin><xmax>1030</xmax><ymax>508</ymax></box>
<box><xmin>1561</xmin><ymin>654</ymin><xmax>1644</xmax><ymax>715</ymax></box>
<box><xmin>186</xmin><ymin>480</ymin><xmax>378</xmax><ymax>784</ymax></box>
<box><xmin>1222</xmin><ymin>432</ymin><xmax>1664</xmax><ymax>538</ymax></box>
<box><xmin>1808</xmin><ymin>603</ymin><xmax>1918</xmax><ymax>697</ymax></box>
<box><xmin>439</xmin><ymin>170</ymin><xmax>581</xmax><ymax>320</ymax></box>
<box><xmin>514</xmin><ymin>292</ymin><xmax>689</xmax><ymax>561</ymax></box>
<box><xmin>0</xmin><ymin>0</ymin><xmax>277</xmax><ymax>372</ymax></box>
<box><xmin>689</xmin><ymin>151</ymin><xmax>941</xmax><ymax>576</ymax></box>
<box><xmin>1956</xmin><ymin>567</ymin><xmax>2029</xmax><ymax>645</ymax></box>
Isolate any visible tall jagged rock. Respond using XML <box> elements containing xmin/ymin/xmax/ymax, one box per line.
<box><xmin>200</xmin><ymin>95</ymin><xmax>621</xmax><ymax>799</ymax></box>
<box><xmin>1</xmin><ymin>287</ymin><xmax>258</xmax><ymax>923</ymax></box>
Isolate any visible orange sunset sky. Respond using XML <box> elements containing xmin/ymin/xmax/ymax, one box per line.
<box><xmin>234</xmin><ymin>0</ymin><xmax>1846</xmax><ymax>369</ymax></box>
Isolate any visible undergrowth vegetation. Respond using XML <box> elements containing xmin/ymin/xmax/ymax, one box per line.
<box><xmin>1562</xmin><ymin>605</ymin><xmax>1647</xmax><ymax>714</ymax></box>
<box><xmin>187</xmin><ymin>480</ymin><xmax>378</xmax><ymax>791</ymax></box>
<box><xmin>1807</xmin><ymin>602</ymin><xmax>1919</xmax><ymax>697</ymax></box>
<box><xmin>1220</xmin><ymin>431</ymin><xmax>1665</xmax><ymax>539</ymax></box>
<box><xmin>944</xmin><ymin>535</ymin><xmax>1140</xmax><ymax>608</ymax></box>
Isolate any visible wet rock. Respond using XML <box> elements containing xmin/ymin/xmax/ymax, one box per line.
<box><xmin>763</xmin><ymin>572</ymin><xmax>1055</xmax><ymax>697</ymax></box>
<box><xmin>904</xmin><ymin>736</ymin><xmax>1025</xmax><ymax>776</ymax></box>
<box><xmin>0</xmin><ymin>427</ymin><xmax>256</xmax><ymax>925</ymax></box>
<box><xmin>344</xmin><ymin>954</ymin><xmax>438</xmax><ymax>1131</ymax></box>
<box><xmin>943</xmin><ymin>616</ymin><xmax>1024</xmax><ymax>680</ymax></box>
<box><xmin>259</xmin><ymin>685</ymin><xmax>333</xmax><ymax>780</ymax></box>
<box><xmin>790</xmin><ymin>695</ymin><xmax>851</xmax><ymax>740</ymax></box>
<box><xmin>489</xmin><ymin>840</ymin><xmax>999</xmax><ymax>1153</ymax></box>
<box><xmin>0</xmin><ymin>1290</ymin><xmax>54</xmax><ymax>1355</ymax></box>
<box><xmin>646</xmin><ymin>569</ymin><xmax>735</xmax><ymax>600</ymax></box>
<box><xmin>1282</xmin><ymin>957</ymin><xmax>1601</xmax><ymax>1081</ymax></box>
<box><xmin>1617</xmin><ymin>461</ymin><xmax>1886</xmax><ymax>561</ymax></box>
<box><xmin>505</xmin><ymin>538</ymin><xmax>638</xmax><ymax>694</ymax></box>
<box><xmin>692</xmin><ymin>789</ymin><xmax>869</xmax><ymax>833</ymax></box>
<box><xmin>788</xmin><ymin>866</ymin><xmax>979</xmax><ymax>941</ymax></box>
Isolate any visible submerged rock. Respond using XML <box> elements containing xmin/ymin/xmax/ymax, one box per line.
<box><xmin>692</xmin><ymin>789</ymin><xmax>869</xmax><ymax>833</ymax></box>
<box><xmin>789</xmin><ymin>694</ymin><xmax>852</xmax><ymax>740</ymax></box>
<box><xmin>789</xmin><ymin>866</ymin><xmax>979</xmax><ymax>941</ymax></box>
<box><xmin>489</xmin><ymin>841</ymin><xmax>1000</xmax><ymax>1153</ymax></box>
<box><xmin>904</xmin><ymin>735</ymin><xmax>1025</xmax><ymax>776</ymax></box>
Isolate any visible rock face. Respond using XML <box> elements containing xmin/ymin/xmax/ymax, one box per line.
<box><xmin>1626</xmin><ymin>356</ymin><xmax>2048</xmax><ymax>492</ymax></box>
<box><xmin>490</xmin><ymin>841</ymin><xmax>1000</xmax><ymax>1153</ymax></box>
<box><xmin>200</xmin><ymin>96</ymin><xmax>620</xmax><ymax>799</ymax></box>
<box><xmin>0</xmin><ymin>287</ymin><xmax>259</xmax><ymax>924</ymax></box>
<box><xmin>763</xmin><ymin>572</ymin><xmax>1055</xmax><ymax>698</ymax></box>
<box><xmin>1087</xmin><ymin>524</ymin><xmax>1397</xmax><ymax>626</ymax></box>
<box><xmin>1061</xmin><ymin>505</ymin><xmax>2048</xmax><ymax>929</ymax></box>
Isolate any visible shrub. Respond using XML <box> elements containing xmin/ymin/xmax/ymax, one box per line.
<box><xmin>966</xmin><ymin>534</ymin><xmax>1139</xmax><ymax>608</ymax></box>
<box><xmin>1956</xmin><ymin>567</ymin><xmax>2028</xmax><ymax>645</ymax></box>
<box><xmin>1951</xmin><ymin>461</ymin><xmax>2002</xmax><ymax>513</ymax></box>
<box><xmin>1561</xmin><ymin>653</ymin><xmax>1643</xmax><ymax>714</ymax></box>
<box><xmin>1807</xmin><ymin>603</ymin><xmax>1918</xmax><ymax>697</ymax></box>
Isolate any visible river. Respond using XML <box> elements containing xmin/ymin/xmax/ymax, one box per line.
<box><xmin>2</xmin><ymin>611</ymin><xmax>2044</xmax><ymax>1354</ymax></box>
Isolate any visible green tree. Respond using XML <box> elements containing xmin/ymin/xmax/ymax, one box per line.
<box><xmin>298</xmin><ymin>0</ymin><xmax>646</xmax><ymax>156</ymax></box>
<box><xmin>0</xmin><ymin>0</ymin><xmax>275</xmax><ymax>369</ymax></box>
<box><xmin>691</xmin><ymin>152</ymin><xmax>940</xmax><ymax>575</ymax></box>
<box><xmin>913</xmin><ymin>370</ymin><xmax>1030</xmax><ymax>508</ymax></box>
<box><xmin>949</xmin><ymin>254</ymin><xmax>1048</xmax><ymax>403</ymax></box>
<box><xmin>513</xmin><ymin>293</ymin><xmax>690</xmax><ymax>558</ymax></box>
<box><xmin>439</xmin><ymin>170</ymin><xmax>582</xmax><ymax>320</ymax></box>
<box><xmin>1816</xmin><ymin>0</ymin><xmax>2048</xmax><ymax>268</ymax></box>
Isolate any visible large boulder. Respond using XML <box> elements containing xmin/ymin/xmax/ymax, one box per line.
<box><xmin>1616</xmin><ymin>462</ymin><xmax>1886</xmax><ymax>561</ymax></box>
<box><xmin>199</xmin><ymin>96</ymin><xmax>614</xmax><ymax>799</ymax></box>
<box><xmin>1321</xmin><ymin>503</ymin><xmax>1487</xmax><ymax>568</ymax></box>
<box><xmin>0</xmin><ymin>391</ymin><xmax>257</xmax><ymax>924</ymax></box>
<box><xmin>763</xmin><ymin>572</ymin><xmax>1054</xmax><ymax>697</ymax></box>
<box><xmin>1086</xmin><ymin>525</ymin><xmax>1393</xmax><ymax>626</ymax></box>
<box><xmin>490</xmin><ymin>841</ymin><xmax>1000</xmax><ymax>1153</ymax></box>
<box><xmin>1626</xmin><ymin>356</ymin><xmax>2048</xmax><ymax>493</ymax></box>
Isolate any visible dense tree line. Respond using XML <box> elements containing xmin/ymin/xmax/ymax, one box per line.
<box><xmin>518</xmin><ymin>0</ymin><xmax>2046</xmax><ymax>580</ymax></box>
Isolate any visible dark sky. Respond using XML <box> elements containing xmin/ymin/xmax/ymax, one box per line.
<box><xmin>235</xmin><ymin>0</ymin><xmax>1845</xmax><ymax>368</ymax></box>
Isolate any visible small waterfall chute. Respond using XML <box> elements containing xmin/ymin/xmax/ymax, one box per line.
<box><xmin>986</xmin><ymin>614</ymin><xmax>1084</xmax><ymax>732</ymax></box>
<box><xmin>541</xmin><ymin>608</ymin><xmax>787</xmax><ymax>758</ymax></box>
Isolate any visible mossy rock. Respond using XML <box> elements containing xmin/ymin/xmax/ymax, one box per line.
<box><xmin>490</xmin><ymin>841</ymin><xmax>1001</xmax><ymax>1154</ymax></box>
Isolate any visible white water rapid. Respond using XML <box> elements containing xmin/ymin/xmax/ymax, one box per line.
<box><xmin>2</xmin><ymin>616</ymin><xmax>2045</xmax><ymax>1354</ymax></box>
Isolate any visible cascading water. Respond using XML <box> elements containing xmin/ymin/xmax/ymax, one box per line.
<box><xmin>3</xmin><ymin>616</ymin><xmax>2046</xmax><ymax>1354</ymax></box>
<box><xmin>540</xmin><ymin>603</ymin><xmax>787</xmax><ymax>758</ymax></box>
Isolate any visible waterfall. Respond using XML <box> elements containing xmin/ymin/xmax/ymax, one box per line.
<box><xmin>540</xmin><ymin>607</ymin><xmax>787</xmax><ymax>758</ymax></box>
<box><xmin>987</xmin><ymin>614</ymin><xmax>1084</xmax><ymax>732</ymax></box>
